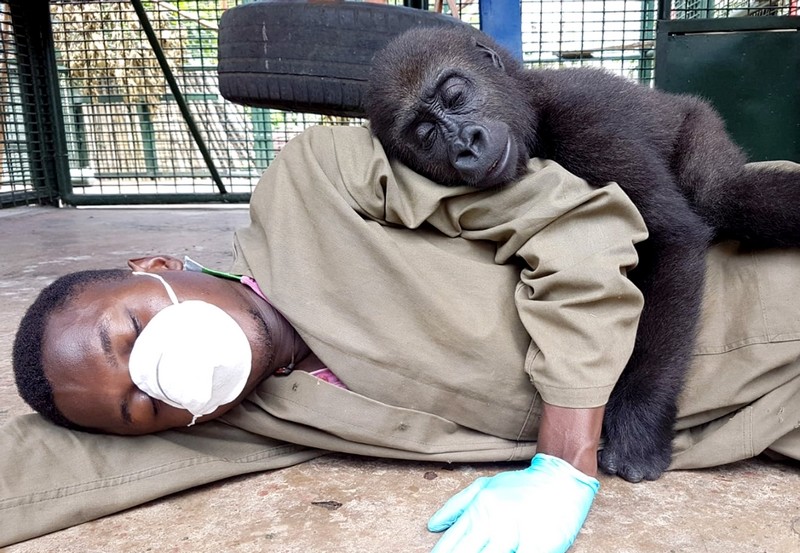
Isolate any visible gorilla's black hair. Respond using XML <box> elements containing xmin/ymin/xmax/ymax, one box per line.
<box><xmin>12</xmin><ymin>269</ymin><xmax>130</xmax><ymax>430</ymax></box>
<box><xmin>364</xmin><ymin>24</ymin><xmax>800</xmax><ymax>483</ymax></box>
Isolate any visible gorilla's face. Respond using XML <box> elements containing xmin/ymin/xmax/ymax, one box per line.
<box><xmin>366</xmin><ymin>27</ymin><xmax>535</xmax><ymax>189</ymax></box>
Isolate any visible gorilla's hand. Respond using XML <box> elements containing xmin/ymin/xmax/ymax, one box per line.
<box><xmin>598</xmin><ymin>397</ymin><xmax>674</xmax><ymax>482</ymax></box>
<box><xmin>428</xmin><ymin>454</ymin><xmax>599</xmax><ymax>553</ymax></box>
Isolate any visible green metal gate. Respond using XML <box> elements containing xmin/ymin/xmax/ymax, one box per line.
<box><xmin>656</xmin><ymin>1</ymin><xmax>798</xmax><ymax>162</ymax></box>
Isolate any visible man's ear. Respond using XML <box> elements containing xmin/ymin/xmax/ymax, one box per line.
<box><xmin>127</xmin><ymin>255</ymin><xmax>184</xmax><ymax>273</ymax></box>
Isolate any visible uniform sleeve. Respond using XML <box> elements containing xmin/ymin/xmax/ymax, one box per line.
<box><xmin>402</xmin><ymin>160</ymin><xmax>648</xmax><ymax>408</ymax></box>
<box><xmin>505</xmin><ymin>172</ymin><xmax>647</xmax><ymax>407</ymax></box>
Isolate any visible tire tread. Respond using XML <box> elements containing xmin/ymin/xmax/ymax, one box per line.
<box><xmin>218</xmin><ymin>2</ymin><xmax>465</xmax><ymax>116</ymax></box>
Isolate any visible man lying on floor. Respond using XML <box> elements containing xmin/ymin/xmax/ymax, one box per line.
<box><xmin>3</xmin><ymin>125</ymin><xmax>800</xmax><ymax>552</ymax></box>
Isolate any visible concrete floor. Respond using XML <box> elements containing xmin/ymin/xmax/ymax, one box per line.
<box><xmin>1</xmin><ymin>206</ymin><xmax>800</xmax><ymax>552</ymax></box>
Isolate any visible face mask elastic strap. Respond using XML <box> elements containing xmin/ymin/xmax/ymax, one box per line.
<box><xmin>184</xmin><ymin>256</ymin><xmax>275</xmax><ymax>308</ymax></box>
<box><xmin>184</xmin><ymin>255</ymin><xmax>243</xmax><ymax>282</ymax></box>
<box><xmin>132</xmin><ymin>271</ymin><xmax>180</xmax><ymax>305</ymax></box>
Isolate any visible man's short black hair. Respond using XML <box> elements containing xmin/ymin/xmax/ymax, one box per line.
<box><xmin>13</xmin><ymin>269</ymin><xmax>129</xmax><ymax>430</ymax></box>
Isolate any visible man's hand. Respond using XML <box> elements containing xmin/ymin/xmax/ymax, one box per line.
<box><xmin>428</xmin><ymin>453</ymin><xmax>599</xmax><ymax>553</ymax></box>
<box><xmin>428</xmin><ymin>402</ymin><xmax>605</xmax><ymax>552</ymax></box>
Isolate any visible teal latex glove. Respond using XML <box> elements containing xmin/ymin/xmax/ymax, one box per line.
<box><xmin>428</xmin><ymin>453</ymin><xmax>600</xmax><ymax>553</ymax></box>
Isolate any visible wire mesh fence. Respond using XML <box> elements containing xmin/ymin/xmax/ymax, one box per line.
<box><xmin>50</xmin><ymin>0</ymin><xmax>365</xmax><ymax>201</ymax></box>
<box><xmin>520</xmin><ymin>0</ymin><xmax>796</xmax><ymax>83</ymax></box>
<box><xmin>0</xmin><ymin>0</ymin><xmax>794</xmax><ymax>207</ymax></box>
<box><xmin>669</xmin><ymin>0</ymin><xmax>795</xmax><ymax>19</ymax></box>
<box><xmin>521</xmin><ymin>1</ymin><xmax>657</xmax><ymax>83</ymax></box>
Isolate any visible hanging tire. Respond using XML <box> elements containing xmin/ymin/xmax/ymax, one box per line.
<box><xmin>217</xmin><ymin>1</ymin><xmax>467</xmax><ymax>117</ymax></box>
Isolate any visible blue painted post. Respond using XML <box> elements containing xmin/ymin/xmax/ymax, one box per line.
<box><xmin>479</xmin><ymin>0</ymin><xmax>523</xmax><ymax>61</ymax></box>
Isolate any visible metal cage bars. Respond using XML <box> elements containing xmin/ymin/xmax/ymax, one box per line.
<box><xmin>0</xmin><ymin>0</ymin><xmax>795</xmax><ymax>207</ymax></box>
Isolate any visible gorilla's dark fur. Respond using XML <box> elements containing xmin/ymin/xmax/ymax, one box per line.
<box><xmin>365</xmin><ymin>26</ymin><xmax>800</xmax><ymax>483</ymax></box>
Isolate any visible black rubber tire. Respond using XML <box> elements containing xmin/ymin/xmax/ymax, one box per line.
<box><xmin>218</xmin><ymin>1</ymin><xmax>466</xmax><ymax>117</ymax></box>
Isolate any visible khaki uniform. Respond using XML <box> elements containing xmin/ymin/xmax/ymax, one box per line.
<box><xmin>1</xmin><ymin>126</ymin><xmax>798</xmax><ymax>546</ymax></box>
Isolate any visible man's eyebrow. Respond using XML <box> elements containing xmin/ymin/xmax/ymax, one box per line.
<box><xmin>98</xmin><ymin>318</ymin><xmax>118</xmax><ymax>369</ymax></box>
<box><xmin>98</xmin><ymin>318</ymin><xmax>130</xmax><ymax>425</ymax></box>
<box><xmin>120</xmin><ymin>398</ymin><xmax>133</xmax><ymax>426</ymax></box>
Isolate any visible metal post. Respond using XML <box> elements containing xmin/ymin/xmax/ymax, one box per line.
<box><xmin>657</xmin><ymin>0</ymin><xmax>672</xmax><ymax>20</ymax></box>
<box><xmin>72</xmin><ymin>99</ymin><xmax>90</xmax><ymax>171</ymax></box>
<box><xmin>251</xmin><ymin>108</ymin><xmax>274</xmax><ymax>168</ymax></box>
<box><xmin>639</xmin><ymin>0</ymin><xmax>657</xmax><ymax>84</ymax></box>
<box><xmin>137</xmin><ymin>103</ymin><xmax>158</xmax><ymax>175</ymax></box>
<box><xmin>130</xmin><ymin>0</ymin><xmax>227</xmax><ymax>194</ymax></box>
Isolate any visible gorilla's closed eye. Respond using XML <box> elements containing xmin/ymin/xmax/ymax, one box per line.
<box><xmin>415</xmin><ymin>121</ymin><xmax>436</xmax><ymax>148</ymax></box>
<box><xmin>440</xmin><ymin>76</ymin><xmax>468</xmax><ymax>110</ymax></box>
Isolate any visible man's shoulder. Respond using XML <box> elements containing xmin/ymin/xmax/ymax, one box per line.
<box><xmin>291</xmin><ymin>124</ymin><xmax>375</xmax><ymax>153</ymax></box>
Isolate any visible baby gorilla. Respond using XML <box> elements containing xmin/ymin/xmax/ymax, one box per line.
<box><xmin>365</xmin><ymin>26</ymin><xmax>800</xmax><ymax>483</ymax></box>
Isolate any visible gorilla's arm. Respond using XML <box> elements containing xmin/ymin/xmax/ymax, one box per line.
<box><xmin>540</xmin><ymin>122</ymin><xmax>714</xmax><ymax>481</ymax></box>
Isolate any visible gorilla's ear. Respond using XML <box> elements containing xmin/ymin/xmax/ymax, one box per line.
<box><xmin>475</xmin><ymin>40</ymin><xmax>505</xmax><ymax>71</ymax></box>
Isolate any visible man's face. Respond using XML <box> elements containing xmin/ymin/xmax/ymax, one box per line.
<box><xmin>42</xmin><ymin>262</ymin><xmax>274</xmax><ymax>435</ymax></box>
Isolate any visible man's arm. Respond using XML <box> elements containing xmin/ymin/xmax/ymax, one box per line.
<box><xmin>537</xmin><ymin>402</ymin><xmax>604</xmax><ymax>477</ymax></box>
<box><xmin>422</xmin><ymin>162</ymin><xmax>646</xmax><ymax>553</ymax></box>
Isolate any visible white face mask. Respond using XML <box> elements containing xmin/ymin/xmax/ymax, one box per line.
<box><xmin>128</xmin><ymin>272</ymin><xmax>252</xmax><ymax>426</ymax></box>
